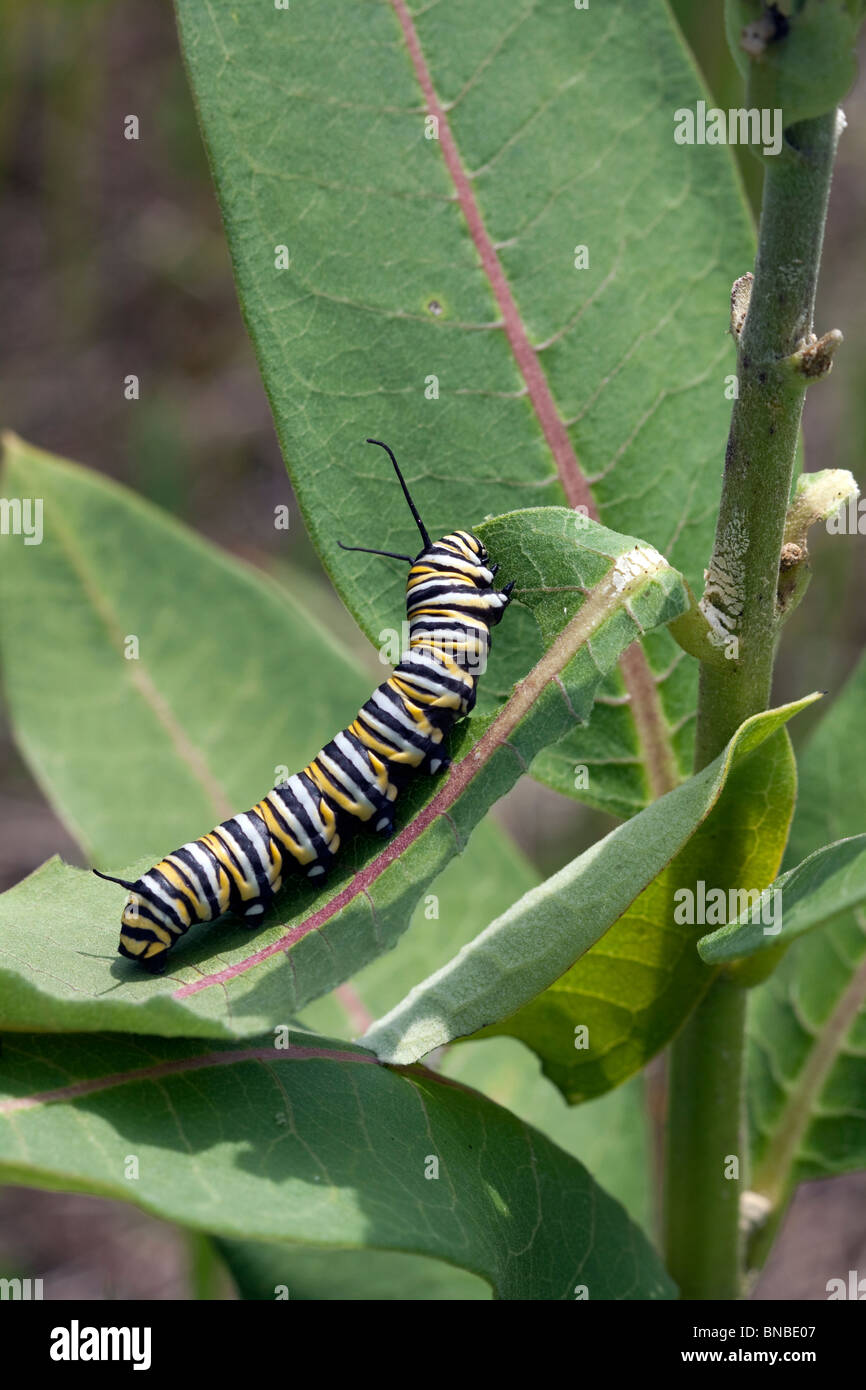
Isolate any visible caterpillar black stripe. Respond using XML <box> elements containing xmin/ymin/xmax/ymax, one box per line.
<box><xmin>95</xmin><ymin>439</ymin><xmax>514</xmax><ymax>973</ymax></box>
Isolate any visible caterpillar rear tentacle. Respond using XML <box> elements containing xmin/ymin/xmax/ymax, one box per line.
<box><xmin>96</xmin><ymin>439</ymin><xmax>513</xmax><ymax>974</ymax></box>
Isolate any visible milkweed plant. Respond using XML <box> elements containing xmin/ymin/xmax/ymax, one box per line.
<box><xmin>0</xmin><ymin>0</ymin><xmax>864</xmax><ymax>1303</ymax></box>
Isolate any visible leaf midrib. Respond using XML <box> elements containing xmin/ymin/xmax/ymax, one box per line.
<box><xmin>388</xmin><ymin>0</ymin><xmax>680</xmax><ymax>798</ymax></box>
<box><xmin>0</xmin><ymin>1043</ymin><xmax>378</xmax><ymax>1115</ymax></box>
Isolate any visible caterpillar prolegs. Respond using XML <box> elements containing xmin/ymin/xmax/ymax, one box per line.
<box><xmin>95</xmin><ymin>440</ymin><xmax>514</xmax><ymax>973</ymax></box>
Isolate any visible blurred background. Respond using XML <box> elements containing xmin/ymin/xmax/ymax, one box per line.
<box><xmin>0</xmin><ymin>0</ymin><xmax>863</xmax><ymax>1298</ymax></box>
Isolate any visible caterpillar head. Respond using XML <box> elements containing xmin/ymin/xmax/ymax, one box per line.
<box><xmin>93</xmin><ymin>870</ymin><xmax>169</xmax><ymax>974</ymax></box>
<box><xmin>338</xmin><ymin>441</ymin><xmax>514</xmax><ymax>623</ymax></box>
<box><xmin>409</xmin><ymin>529</ymin><xmax>514</xmax><ymax>625</ymax></box>
<box><xmin>119</xmin><ymin>898</ymin><xmax>169</xmax><ymax>973</ymax></box>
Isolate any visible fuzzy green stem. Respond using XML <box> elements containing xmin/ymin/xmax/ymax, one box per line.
<box><xmin>694</xmin><ymin>110</ymin><xmax>840</xmax><ymax>767</ymax></box>
<box><xmin>665</xmin><ymin>109</ymin><xmax>841</xmax><ymax>1301</ymax></box>
<box><xmin>664</xmin><ymin>978</ymin><xmax>748</xmax><ymax>1299</ymax></box>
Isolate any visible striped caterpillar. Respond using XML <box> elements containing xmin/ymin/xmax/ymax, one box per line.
<box><xmin>95</xmin><ymin>440</ymin><xmax>514</xmax><ymax>973</ymax></box>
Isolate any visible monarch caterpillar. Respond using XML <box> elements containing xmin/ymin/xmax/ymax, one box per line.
<box><xmin>95</xmin><ymin>439</ymin><xmax>514</xmax><ymax>973</ymax></box>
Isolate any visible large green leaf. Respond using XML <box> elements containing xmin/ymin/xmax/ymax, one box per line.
<box><xmin>216</xmin><ymin>1039</ymin><xmax>654</xmax><ymax>1299</ymax></box>
<box><xmin>0</xmin><ymin>439</ymin><xmax>688</xmax><ymax>1037</ymax></box>
<box><xmin>0</xmin><ymin>1031</ymin><xmax>674</xmax><ymax>1301</ymax></box>
<box><xmin>362</xmin><ymin>701</ymin><xmax>813</xmax><ymax>1089</ymax></box>
<box><xmin>174</xmin><ymin>0</ymin><xmax>755</xmax><ymax>816</ymax></box>
<box><xmin>748</xmin><ymin>654</ymin><xmax>866</xmax><ymax>1206</ymax></box>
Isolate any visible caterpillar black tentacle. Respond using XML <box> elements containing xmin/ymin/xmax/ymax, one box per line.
<box><xmin>96</xmin><ymin>439</ymin><xmax>513</xmax><ymax>974</ymax></box>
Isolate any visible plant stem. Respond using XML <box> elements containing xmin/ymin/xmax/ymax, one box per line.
<box><xmin>664</xmin><ymin>977</ymin><xmax>748</xmax><ymax>1299</ymax></box>
<box><xmin>694</xmin><ymin>110</ymin><xmax>840</xmax><ymax>768</ymax></box>
<box><xmin>664</xmin><ymin>109</ymin><xmax>841</xmax><ymax>1301</ymax></box>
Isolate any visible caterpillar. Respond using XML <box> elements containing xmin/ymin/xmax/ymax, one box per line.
<box><xmin>95</xmin><ymin>439</ymin><xmax>514</xmax><ymax>973</ymax></box>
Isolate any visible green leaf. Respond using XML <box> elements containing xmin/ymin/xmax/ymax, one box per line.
<box><xmin>0</xmin><ymin>439</ymin><xmax>687</xmax><ymax>1037</ymax></box>
<box><xmin>214</xmin><ymin>1045</ymin><xmax>653</xmax><ymax>1301</ymax></box>
<box><xmin>698</xmin><ymin>834</ymin><xmax>866</xmax><ymax>965</ymax></box>
<box><xmin>361</xmin><ymin>699</ymin><xmax>815</xmax><ymax>1085</ymax></box>
<box><xmin>0</xmin><ymin>1032</ymin><xmax>675</xmax><ymax>1301</ymax></box>
<box><xmin>748</xmin><ymin>653</ymin><xmax>866</xmax><ymax>1204</ymax></box>
<box><xmin>174</xmin><ymin>0</ymin><xmax>756</xmax><ymax>816</ymax></box>
<box><xmin>216</xmin><ymin>1039</ymin><xmax>655</xmax><ymax>1299</ymax></box>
